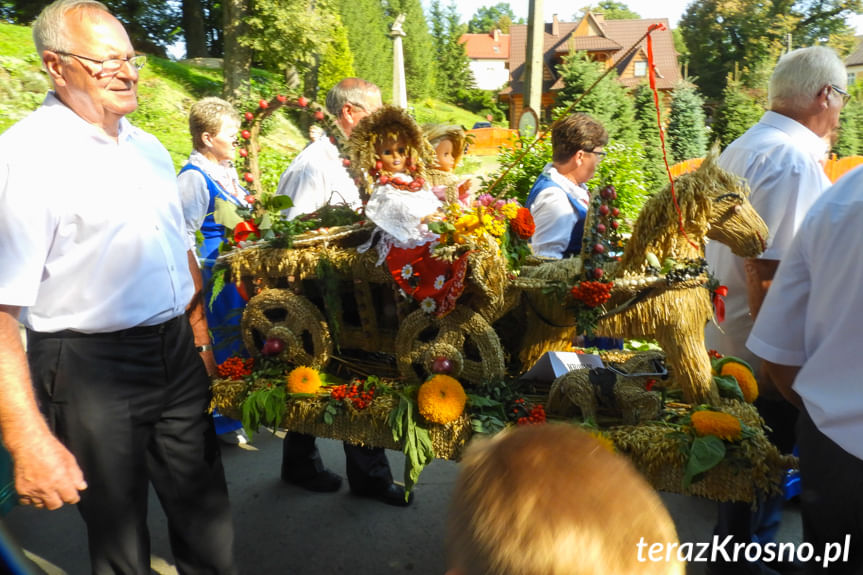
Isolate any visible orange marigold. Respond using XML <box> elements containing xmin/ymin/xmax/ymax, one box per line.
<box><xmin>417</xmin><ymin>374</ymin><xmax>467</xmax><ymax>424</ymax></box>
<box><xmin>285</xmin><ymin>366</ymin><xmax>322</xmax><ymax>394</ymax></box>
<box><xmin>691</xmin><ymin>410</ymin><xmax>743</xmax><ymax>442</ymax></box>
<box><xmin>510</xmin><ymin>207</ymin><xmax>535</xmax><ymax>239</ymax></box>
<box><xmin>720</xmin><ymin>361</ymin><xmax>759</xmax><ymax>403</ymax></box>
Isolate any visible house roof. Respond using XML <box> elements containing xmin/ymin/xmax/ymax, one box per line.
<box><xmin>846</xmin><ymin>35</ymin><xmax>863</xmax><ymax>67</ymax></box>
<box><xmin>460</xmin><ymin>32</ymin><xmax>510</xmax><ymax>60</ymax></box>
<box><xmin>503</xmin><ymin>14</ymin><xmax>680</xmax><ymax>95</ymax></box>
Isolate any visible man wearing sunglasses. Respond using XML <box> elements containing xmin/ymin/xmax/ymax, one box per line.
<box><xmin>526</xmin><ymin>112</ymin><xmax>608</xmax><ymax>260</ymax></box>
<box><xmin>705</xmin><ymin>45</ymin><xmax>847</xmax><ymax>575</ymax></box>
<box><xmin>0</xmin><ymin>1</ymin><xmax>236</xmax><ymax>572</ymax></box>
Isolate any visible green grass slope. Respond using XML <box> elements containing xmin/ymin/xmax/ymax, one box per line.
<box><xmin>0</xmin><ymin>21</ymin><xmax>488</xmax><ymax>192</ymax></box>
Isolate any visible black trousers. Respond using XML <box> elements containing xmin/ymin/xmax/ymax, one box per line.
<box><xmin>27</xmin><ymin>316</ymin><xmax>237</xmax><ymax>575</ymax></box>
<box><xmin>797</xmin><ymin>407</ymin><xmax>863</xmax><ymax>574</ymax></box>
<box><xmin>281</xmin><ymin>432</ymin><xmax>392</xmax><ymax>493</ymax></box>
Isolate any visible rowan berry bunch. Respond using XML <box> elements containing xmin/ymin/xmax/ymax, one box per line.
<box><xmin>328</xmin><ymin>380</ymin><xmax>377</xmax><ymax>410</ymax></box>
<box><xmin>570</xmin><ymin>280</ymin><xmax>614</xmax><ymax>308</ymax></box>
<box><xmin>217</xmin><ymin>356</ymin><xmax>255</xmax><ymax>380</ymax></box>
<box><xmin>509</xmin><ymin>398</ymin><xmax>547</xmax><ymax>425</ymax></box>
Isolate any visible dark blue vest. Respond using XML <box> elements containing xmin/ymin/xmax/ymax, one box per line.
<box><xmin>178</xmin><ymin>163</ymin><xmax>246</xmax><ymax>263</ymax></box>
<box><xmin>525</xmin><ymin>173</ymin><xmax>588</xmax><ymax>257</ymax></box>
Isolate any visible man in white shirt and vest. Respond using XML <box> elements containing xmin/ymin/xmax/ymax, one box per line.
<box><xmin>704</xmin><ymin>45</ymin><xmax>847</xmax><ymax>575</ymax></box>
<box><xmin>0</xmin><ymin>1</ymin><xmax>236</xmax><ymax>572</ymax></box>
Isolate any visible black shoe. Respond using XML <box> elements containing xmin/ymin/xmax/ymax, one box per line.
<box><xmin>352</xmin><ymin>483</ymin><xmax>414</xmax><ymax>507</ymax></box>
<box><xmin>283</xmin><ymin>469</ymin><xmax>343</xmax><ymax>492</ymax></box>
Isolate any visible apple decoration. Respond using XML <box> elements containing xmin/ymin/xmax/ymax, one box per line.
<box><xmin>314</xmin><ymin>110</ymin><xmax>325</xmax><ymax>121</ymax></box>
<box><xmin>241</xmin><ymin>129</ymin><xmax>251</xmax><ymax>140</ymax></box>
<box><xmin>599</xmin><ymin>204</ymin><xmax>610</xmax><ymax>216</ymax></box>
<box><xmin>596</xmin><ymin>223</ymin><xmax>606</xmax><ymax>234</ymax></box>
<box><xmin>261</xmin><ymin>338</ymin><xmax>285</xmax><ymax>356</ymax></box>
<box><xmin>593</xmin><ymin>268</ymin><xmax>604</xmax><ymax>279</ymax></box>
<box><xmin>243</xmin><ymin>172</ymin><xmax>254</xmax><ymax>183</ymax></box>
<box><xmin>244</xmin><ymin>111</ymin><xmax>254</xmax><ymax>121</ymax></box>
<box><xmin>258</xmin><ymin>99</ymin><xmax>269</xmax><ymax>109</ymax></box>
<box><xmin>276</xmin><ymin>94</ymin><xmax>287</xmax><ymax>103</ymax></box>
<box><xmin>238</xmin><ymin>148</ymin><xmax>248</xmax><ymax>157</ymax></box>
<box><xmin>431</xmin><ymin>356</ymin><xmax>453</xmax><ymax>374</ymax></box>
<box><xmin>297</xmin><ymin>96</ymin><xmax>308</xmax><ymax>107</ymax></box>
<box><xmin>611</xmin><ymin>207</ymin><xmax>620</xmax><ymax>217</ymax></box>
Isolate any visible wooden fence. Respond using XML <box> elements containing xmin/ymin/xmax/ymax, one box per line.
<box><xmin>670</xmin><ymin>155</ymin><xmax>863</xmax><ymax>184</ymax></box>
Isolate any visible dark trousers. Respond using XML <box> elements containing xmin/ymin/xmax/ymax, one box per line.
<box><xmin>27</xmin><ymin>316</ymin><xmax>237</xmax><ymax>575</ymax></box>
<box><xmin>712</xmin><ymin>397</ymin><xmax>799</xmax><ymax>572</ymax></box>
<box><xmin>797</xmin><ymin>408</ymin><xmax>863</xmax><ymax>574</ymax></box>
<box><xmin>281</xmin><ymin>432</ymin><xmax>392</xmax><ymax>493</ymax></box>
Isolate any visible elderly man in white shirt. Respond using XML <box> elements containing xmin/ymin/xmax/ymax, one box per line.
<box><xmin>0</xmin><ymin>1</ymin><xmax>236</xmax><ymax>572</ymax></box>
<box><xmin>704</xmin><ymin>45</ymin><xmax>847</xmax><ymax>575</ymax></box>
<box><xmin>525</xmin><ymin>112</ymin><xmax>608</xmax><ymax>260</ymax></box>
<box><xmin>747</xmin><ymin>167</ymin><xmax>863</xmax><ymax>574</ymax></box>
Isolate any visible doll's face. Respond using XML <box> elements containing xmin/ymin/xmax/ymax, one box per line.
<box><xmin>434</xmin><ymin>138</ymin><xmax>455</xmax><ymax>172</ymax></box>
<box><xmin>375</xmin><ymin>135</ymin><xmax>409</xmax><ymax>174</ymax></box>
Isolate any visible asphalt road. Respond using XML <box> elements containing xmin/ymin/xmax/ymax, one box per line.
<box><xmin>2</xmin><ymin>430</ymin><xmax>802</xmax><ymax>575</ymax></box>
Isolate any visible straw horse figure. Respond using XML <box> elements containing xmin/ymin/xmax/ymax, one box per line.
<box><xmin>520</xmin><ymin>149</ymin><xmax>767</xmax><ymax>405</ymax></box>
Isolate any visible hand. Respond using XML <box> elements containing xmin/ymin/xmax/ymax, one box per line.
<box><xmin>13</xmin><ymin>430</ymin><xmax>87</xmax><ymax>510</ymax></box>
<box><xmin>200</xmin><ymin>349</ymin><xmax>218</xmax><ymax>378</ymax></box>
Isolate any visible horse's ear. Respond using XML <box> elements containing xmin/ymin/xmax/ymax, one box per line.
<box><xmin>700</xmin><ymin>142</ymin><xmax>722</xmax><ymax>170</ymax></box>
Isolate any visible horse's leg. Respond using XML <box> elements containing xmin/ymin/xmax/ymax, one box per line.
<box><xmin>655</xmin><ymin>322</ymin><xmax>719</xmax><ymax>405</ymax></box>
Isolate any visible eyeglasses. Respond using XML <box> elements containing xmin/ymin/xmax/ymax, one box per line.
<box><xmin>586</xmin><ymin>149</ymin><xmax>607</xmax><ymax>159</ymax></box>
<box><xmin>55</xmin><ymin>51</ymin><xmax>146</xmax><ymax>77</ymax></box>
<box><xmin>830</xmin><ymin>84</ymin><xmax>851</xmax><ymax>106</ymax></box>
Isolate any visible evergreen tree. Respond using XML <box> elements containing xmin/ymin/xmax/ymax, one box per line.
<box><xmin>335</xmin><ymin>0</ymin><xmax>392</xmax><ymax>100</ymax></box>
<box><xmin>632</xmin><ymin>83</ymin><xmax>668</xmax><ymax>193</ymax></box>
<box><xmin>385</xmin><ymin>0</ymin><xmax>434</xmax><ymax>100</ymax></box>
<box><xmin>467</xmin><ymin>3</ymin><xmax>517</xmax><ymax>33</ymax></box>
<box><xmin>317</xmin><ymin>16</ymin><xmax>356</xmax><ymax>97</ymax></box>
<box><xmin>712</xmin><ymin>76</ymin><xmax>764</xmax><ymax>150</ymax></box>
<box><xmin>429</xmin><ymin>1</ymin><xmax>474</xmax><ymax>101</ymax></box>
<box><xmin>555</xmin><ymin>51</ymin><xmax>637</xmax><ymax>145</ymax></box>
<box><xmin>666</xmin><ymin>82</ymin><xmax>708</xmax><ymax>163</ymax></box>
<box><xmin>835</xmin><ymin>101</ymin><xmax>863</xmax><ymax>157</ymax></box>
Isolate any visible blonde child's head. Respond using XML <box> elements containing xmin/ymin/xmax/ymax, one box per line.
<box><xmin>445</xmin><ymin>424</ymin><xmax>685</xmax><ymax>575</ymax></box>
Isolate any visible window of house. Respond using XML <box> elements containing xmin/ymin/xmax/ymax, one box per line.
<box><xmin>634</xmin><ymin>61</ymin><xmax>647</xmax><ymax>77</ymax></box>
<box><xmin>849</xmin><ymin>72</ymin><xmax>857</xmax><ymax>86</ymax></box>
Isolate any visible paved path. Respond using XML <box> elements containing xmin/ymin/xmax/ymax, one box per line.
<box><xmin>3</xmin><ymin>430</ymin><xmax>802</xmax><ymax>574</ymax></box>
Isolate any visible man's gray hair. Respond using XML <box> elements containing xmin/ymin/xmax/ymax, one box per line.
<box><xmin>32</xmin><ymin>0</ymin><xmax>110</xmax><ymax>56</ymax></box>
<box><xmin>769</xmin><ymin>46</ymin><xmax>847</xmax><ymax>112</ymax></box>
<box><xmin>325</xmin><ymin>78</ymin><xmax>380</xmax><ymax>117</ymax></box>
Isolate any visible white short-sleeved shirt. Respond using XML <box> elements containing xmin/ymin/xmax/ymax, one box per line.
<box><xmin>0</xmin><ymin>93</ymin><xmax>193</xmax><ymax>333</ymax></box>
<box><xmin>275</xmin><ymin>136</ymin><xmax>361</xmax><ymax>219</ymax></box>
<box><xmin>704</xmin><ymin>111</ymin><xmax>830</xmax><ymax>368</ymax></box>
<box><xmin>529</xmin><ymin>164</ymin><xmax>590</xmax><ymax>259</ymax></box>
<box><xmin>747</xmin><ymin>166</ymin><xmax>863</xmax><ymax>460</ymax></box>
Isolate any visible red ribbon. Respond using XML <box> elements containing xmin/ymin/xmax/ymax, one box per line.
<box><xmin>233</xmin><ymin>219</ymin><xmax>260</xmax><ymax>243</ymax></box>
<box><xmin>712</xmin><ymin>285</ymin><xmax>728</xmax><ymax>323</ymax></box>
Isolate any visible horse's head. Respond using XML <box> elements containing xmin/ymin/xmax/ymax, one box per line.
<box><xmin>696</xmin><ymin>146</ymin><xmax>768</xmax><ymax>258</ymax></box>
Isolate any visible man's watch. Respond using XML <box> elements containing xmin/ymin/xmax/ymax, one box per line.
<box><xmin>196</xmin><ymin>344</ymin><xmax>213</xmax><ymax>352</ymax></box>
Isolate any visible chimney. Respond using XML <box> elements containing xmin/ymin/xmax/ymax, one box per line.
<box><xmin>493</xmin><ymin>29</ymin><xmax>500</xmax><ymax>42</ymax></box>
<box><xmin>552</xmin><ymin>14</ymin><xmax>560</xmax><ymax>37</ymax></box>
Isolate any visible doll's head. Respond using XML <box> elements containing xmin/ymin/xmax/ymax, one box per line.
<box><xmin>423</xmin><ymin>124</ymin><xmax>467</xmax><ymax>173</ymax></box>
<box><xmin>348</xmin><ymin>105</ymin><xmax>434</xmax><ymax>190</ymax></box>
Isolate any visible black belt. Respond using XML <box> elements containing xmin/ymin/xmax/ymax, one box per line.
<box><xmin>28</xmin><ymin>314</ymin><xmax>184</xmax><ymax>341</ymax></box>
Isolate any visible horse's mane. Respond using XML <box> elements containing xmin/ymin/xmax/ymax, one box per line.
<box><xmin>618</xmin><ymin>146</ymin><xmax>739</xmax><ymax>270</ymax></box>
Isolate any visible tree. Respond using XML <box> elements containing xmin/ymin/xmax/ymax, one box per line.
<box><xmin>317</xmin><ymin>16</ymin><xmax>355</xmax><ymax>97</ymax></box>
<box><xmin>384</xmin><ymin>0</ymin><xmax>434</xmax><ymax>100</ymax></box>
<box><xmin>666</xmin><ymin>82</ymin><xmax>708</xmax><ymax>163</ymax></box>
<box><xmin>467</xmin><ymin>3</ymin><xmax>517</xmax><ymax>33</ymax></box>
<box><xmin>222</xmin><ymin>0</ymin><xmax>251</xmax><ymax>103</ymax></box>
<box><xmin>835</xmin><ymin>101</ymin><xmax>863</xmax><ymax>156</ymax></box>
<box><xmin>632</xmin><ymin>83</ymin><xmax>668</xmax><ymax>193</ymax></box>
<box><xmin>429</xmin><ymin>0</ymin><xmax>474</xmax><ymax>101</ymax></box>
<box><xmin>555</xmin><ymin>50</ymin><xmax>638</xmax><ymax>145</ymax></box>
<box><xmin>335</xmin><ymin>0</ymin><xmax>392</xmax><ymax>100</ymax></box>
<box><xmin>680</xmin><ymin>0</ymin><xmax>861</xmax><ymax>100</ymax></box>
<box><xmin>711</xmin><ymin>76</ymin><xmax>765</xmax><ymax>149</ymax></box>
<box><xmin>574</xmin><ymin>1</ymin><xmax>640</xmax><ymax>21</ymax></box>
<box><xmin>181</xmin><ymin>0</ymin><xmax>208</xmax><ymax>58</ymax></box>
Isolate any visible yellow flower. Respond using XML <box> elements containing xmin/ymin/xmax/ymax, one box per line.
<box><xmin>285</xmin><ymin>366</ymin><xmax>322</xmax><ymax>394</ymax></box>
<box><xmin>691</xmin><ymin>410</ymin><xmax>743</xmax><ymax>442</ymax></box>
<box><xmin>417</xmin><ymin>374</ymin><xmax>467</xmax><ymax>424</ymax></box>
<box><xmin>720</xmin><ymin>361</ymin><xmax>759</xmax><ymax>403</ymax></box>
<box><xmin>589</xmin><ymin>431</ymin><xmax>615</xmax><ymax>453</ymax></box>
<box><xmin>454</xmin><ymin>213</ymin><xmax>480</xmax><ymax>235</ymax></box>
<box><xmin>501</xmin><ymin>202</ymin><xmax>519</xmax><ymax>220</ymax></box>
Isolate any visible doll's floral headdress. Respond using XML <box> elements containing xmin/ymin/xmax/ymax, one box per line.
<box><xmin>348</xmin><ymin>105</ymin><xmax>435</xmax><ymax>192</ymax></box>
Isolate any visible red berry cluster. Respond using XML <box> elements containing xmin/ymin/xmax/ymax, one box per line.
<box><xmin>217</xmin><ymin>356</ymin><xmax>254</xmax><ymax>380</ymax></box>
<box><xmin>570</xmin><ymin>280</ymin><xmax>614</xmax><ymax>308</ymax></box>
<box><xmin>707</xmin><ymin>349</ymin><xmax>723</xmax><ymax>359</ymax></box>
<box><xmin>329</xmin><ymin>381</ymin><xmax>376</xmax><ymax>409</ymax></box>
<box><xmin>517</xmin><ymin>404</ymin><xmax>546</xmax><ymax>425</ymax></box>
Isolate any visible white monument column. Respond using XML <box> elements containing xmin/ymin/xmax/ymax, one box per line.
<box><xmin>390</xmin><ymin>14</ymin><xmax>408</xmax><ymax>109</ymax></box>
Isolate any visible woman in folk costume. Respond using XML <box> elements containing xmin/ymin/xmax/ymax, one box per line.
<box><xmin>177</xmin><ymin>97</ymin><xmax>251</xmax><ymax>443</ymax></box>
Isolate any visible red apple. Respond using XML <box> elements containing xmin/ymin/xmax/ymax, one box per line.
<box><xmin>593</xmin><ymin>267</ymin><xmax>604</xmax><ymax>279</ymax></box>
<box><xmin>238</xmin><ymin>148</ymin><xmax>248</xmax><ymax>157</ymax></box>
<box><xmin>314</xmin><ymin>110</ymin><xmax>325</xmax><ymax>121</ymax></box>
<box><xmin>599</xmin><ymin>204</ymin><xmax>610</xmax><ymax>216</ymax></box>
<box><xmin>244</xmin><ymin>111</ymin><xmax>254</xmax><ymax>121</ymax></box>
<box><xmin>261</xmin><ymin>338</ymin><xmax>285</xmax><ymax>356</ymax></box>
<box><xmin>241</xmin><ymin>130</ymin><xmax>251</xmax><ymax>139</ymax></box>
<box><xmin>342</xmin><ymin>159</ymin><xmax>351</xmax><ymax>167</ymax></box>
<box><xmin>243</xmin><ymin>172</ymin><xmax>254</xmax><ymax>183</ymax></box>
<box><xmin>611</xmin><ymin>207</ymin><xmax>620</xmax><ymax>217</ymax></box>
<box><xmin>611</xmin><ymin>220</ymin><xmax>620</xmax><ymax>229</ymax></box>
<box><xmin>276</xmin><ymin>94</ymin><xmax>287</xmax><ymax>103</ymax></box>
<box><xmin>593</xmin><ymin>243</ymin><xmax>605</xmax><ymax>254</ymax></box>
<box><xmin>596</xmin><ymin>223</ymin><xmax>606</xmax><ymax>234</ymax></box>
<box><xmin>258</xmin><ymin>99</ymin><xmax>269</xmax><ymax>109</ymax></box>
<box><xmin>431</xmin><ymin>357</ymin><xmax>453</xmax><ymax>374</ymax></box>
<box><xmin>297</xmin><ymin>96</ymin><xmax>309</xmax><ymax>107</ymax></box>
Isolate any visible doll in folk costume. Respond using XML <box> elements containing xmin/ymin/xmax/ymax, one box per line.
<box><xmin>349</xmin><ymin>105</ymin><xmax>442</xmax><ymax>247</ymax></box>
<box><xmin>423</xmin><ymin>123</ymin><xmax>472</xmax><ymax>205</ymax></box>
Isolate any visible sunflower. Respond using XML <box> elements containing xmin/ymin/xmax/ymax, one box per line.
<box><xmin>417</xmin><ymin>374</ymin><xmax>467</xmax><ymax>424</ymax></box>
<box><xmin>589</xmin><ymin>431</ymin><xmax>615</xmax><ymax>453</ymax></box>
<box><xmin>720</xmin><ymin>361</ymin><xmax>759</xmax><ymax>403</ymax></box>
<box><xmin>691</xmin><ymin>410</ymin><xmax>743</xmax><ymax>442</ymax></box>
<box><xmin>285</xmin><ymin>366</ymin><xmax>322</xmax><ymax>394</ymax></box>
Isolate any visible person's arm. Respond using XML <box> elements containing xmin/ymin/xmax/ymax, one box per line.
<box><xmin>744</xmin><ymin>258</ymin><xmax>783</xmax><ymax>397</ymax></box>
<box><xmin>177</xmin><ymin>168</ymin><xmax>210</xmax><ymax>251</ymax></box>
<box><xmin>185</xmin><ymin>251</ymin><xmax>217</xmax><ymax>376</ymax></box>
<box><xmin>761</xmin><ymin>360</ymin><xmax>802</xmax><ymax>408</ymax></box>
<box><xmin>0</xmin><ymin>305</ymin><xmax>87</xmax><ymax>510</ymax></box>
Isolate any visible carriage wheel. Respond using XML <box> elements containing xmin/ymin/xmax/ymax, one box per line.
<box><xmin>395</xmin><ymin>307</ymin><xmax>505</xmax><ymax>386</ymax></box>
<box><xmin>241</xmin><ymin>288</ymin><xmax>332</xmax><ymax>369</ymax></box>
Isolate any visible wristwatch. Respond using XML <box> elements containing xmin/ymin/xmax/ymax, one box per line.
<box><xmin>196</xmin><ymin>344</ymin><xmax>213</xmax><ymax>352</ymax></box>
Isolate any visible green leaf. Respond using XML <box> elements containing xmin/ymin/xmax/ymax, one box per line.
<box><xmin>208</xmin><ymin>268</ymin><xmax>226</xmax><ymax>310</ymax></box>
<box><xmin>466</xmin><ymin>394</ymin><xmax>502</xmax><ymax>408</ymax></box>
<box><xmin>683</xmin><ymin>435</ymin><xmax>726</xmax><ymax>488</ymax></box>
<box><xmin>265</xmin><ymin>195</ymin><xmax>293</xmax><ymax>211</ymax></box>
<box><xmin>213</xmin><ymin>197</ymin><xmax>245</xmax><ymax>229</ymax></box>
<box><xmin>258</xmin><ymin>212</ymin><xmax>273</xmax><ymax>231</ymax></box>
<box><xmin>714</xmin><ymin>374</ymin><xmax>744</xmax><ymax>401</ymax></box>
